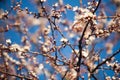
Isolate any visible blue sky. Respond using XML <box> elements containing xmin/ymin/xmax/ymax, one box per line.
<box><xmin>0</xmin><ymin>0</ymin><xmax>120</xmax><ymax>80</ymax></box>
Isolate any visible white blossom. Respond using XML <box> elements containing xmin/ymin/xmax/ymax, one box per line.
<box><xmin>82</xmin><ymin>49</ymin><xmax>89</xmax><ymax>57</ymax></box>
<box><xmin>6</xmin><ymin>39</ymin><xmax>11</xmax><ymax>44</ymax></box>
<box><xmin>40</xmin><ymin>0</ymin><xmax>46</xmax><ymax>2</ymax></box>
<box><xmin>73</xmin><ymin>6</ymin><xmax>79</xmax><ymax>11</ymax></box>
<box><xmin>60</xmin><ymin>37</ymin><xmax>68</xmax><ymax>43</ymax></box>
<box><xmin>54</xmin><ymin>3</ymin><xmax>59</xmax><ymax>7</ymax></box>
<box><xmin>39</xmin><ymin>64</ymin><xmax>44</xmax><ymax>70</ymax></box>
<box><xmin>9</xmin><ymin>44</ymin><xmax>20</xmax><ymax>52</ymax></box>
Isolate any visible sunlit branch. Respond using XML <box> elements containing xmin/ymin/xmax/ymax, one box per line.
<box><xmin>92</xmin><ymin>48</ymin><xmax>120</xmax><ymax>73</ymax></box>
<box><xmin>76</xmin><ymin>0</ymin><xmax>101</xmax><ymax>79</ymax></box>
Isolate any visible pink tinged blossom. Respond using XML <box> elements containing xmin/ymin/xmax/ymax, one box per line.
<box><xmin>58</xmin><ymin>0</ymin><xmax>63</xmax><ymax>5</ymax></box>
<box><xmin>30</xmin><ymin>71</ymin><xmax>37</xmax><ymax>77</ymax></box>
<box><xmin>3</xmin><ymin>52</ymin><xmax>21</xmax><ymax>65</ymax></box>
<box><xmin>70</xmin><ymin>69</ymin><xmax>77</xmax><ymax>78</ymax></box>
<box><xmin>105</xmin><ymin>42</ymin><xmax>113</xmax><ymax>54</ymax></box>
<box><xmin>106</xmin><ymin>76</ymin><xmax>111</xmax><ymax>80</ymax></box>
<box><xmin>41</xmin><ymin>45</ymin><xmax>49</xmax><ymax>53</ymax></box>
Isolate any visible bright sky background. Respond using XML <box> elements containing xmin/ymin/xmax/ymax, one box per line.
<box><xmin>0</xmin><ymin>0</ymin><xmax>120</xmax><ymax>80</ymax></box>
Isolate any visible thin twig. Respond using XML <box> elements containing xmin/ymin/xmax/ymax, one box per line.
<box><xmin>91</xmin><ymin>48</ymin><xmax>120</xmax><ymax>73</ymax></box>
<box><xmin>39</xmin><ymin>1</ymin><xmax>58</xmax><ymax>60</ymax></box>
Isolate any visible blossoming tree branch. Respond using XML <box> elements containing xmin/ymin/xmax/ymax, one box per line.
<box><xmin>0</xmin><ymin>0</ymin><xmax>120</xmax><ymax>80</ymax></box>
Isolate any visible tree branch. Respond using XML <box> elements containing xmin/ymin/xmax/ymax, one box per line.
<box><xmin>0</xmin><ymin>70</ymin><xmax>32</xmax><ymax>80</ymax></box>
<box><xmin>91</xmin><ymin>48</ymin><xmax>120</xmax><ymax>73</ymax></box>
<box><xmin>76</xmin><ymin>0</ymin><xmax>101</xmax><ymax>79</ymax></box>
